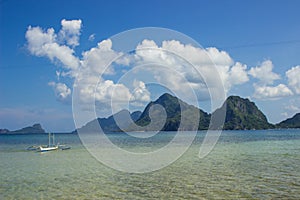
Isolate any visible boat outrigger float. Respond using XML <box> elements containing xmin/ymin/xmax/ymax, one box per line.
<box><xmin>38</xmin><ymin>133</ymin><xmax>58</xmax><ymax>152</ymax></box>
<box><xmin>26</xmin><ymin>132</ymin><xmax>71</xmax><ymax>152</ymax></box>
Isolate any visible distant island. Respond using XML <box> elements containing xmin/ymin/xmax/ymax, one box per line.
<box><xmin>0</xmin><ymin>123</ymin><xmax>45</xmax><ymax>134</ymax></box>
<box><xmin>1</xmin><ymin>94</ymin><xmax>300</xmax><ymax>134</ymax></box>
<box><xmin>75</xmin><ymin>93</ymin><xmax>300</xmax><ymax>133</ymax></box>
<box><xmin>276</xmin><ymin>113</ymin><xmax>300</xmax><ymax>128</ymax></box>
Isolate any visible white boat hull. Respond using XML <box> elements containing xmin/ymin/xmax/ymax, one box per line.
<box><xmin>38</xmin><ymin>146</ymin><xmax>58</xmax><ymax>152</ymax></box>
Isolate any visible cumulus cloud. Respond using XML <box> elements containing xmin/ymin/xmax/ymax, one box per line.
<box><xmin>253</xmin><ymin>84</ymin><xmax>293</xmax><ymax>99</ymax></box>
<box><xmin>162</xmin><ymin>40</ymin><xmax>233</xmax><ymax>66</ymax></box>
<box><xmin>249</xmin><ymin>60</ymin><xmax>280</xmax><ymax>84</ymax></box>
<box><xmin>131</xmin><ymin>80</ymin><xmax>151</xmax><ymax>103</ymax></box>
<box><xmin>286</xmin><ymin>65</ymin><xmax>300</xmax><ymax>94</ymax></box>
<box><xmin>94</xmin><ymin>80</ymin><xmax>131</xmax><ymax>103</ymax></box>
<box><xmin>228</xmin><ymin>62</ymin><xmax>249</xmax><ymax>85</ymax></box>
<box><xmin>48</xmin><ymin>82</ymin><xmax>71</xmax><ymax>102</ymax></box>
<box><xmin>25</xmin><ymin>25</ymin><xmax>80</xmax><ymax>70</ymax></box>
<box><xmin>133</xmin><ymin>39</ymin><xmax>248</xmax><ymax>96</ymax></box>
<box><xmin>81</xmin><ymin>39</ymin><xmax>122</xmax><ymax>75</ymax></box>
<box><xmin>74</xmin><ymin>39</ymin><xmax>136</xmax><ymax>107</ymax></box>
<box><xmin>59</xmin><ymin>19</ymin><xmax>82</xmax><ymax>47</ymax></box>
<box><xmin>26</xmin><ymin>20</ymin><xmax>255</xmax><ymax>115</ymax></box>
<box><xmin>248</xmin><ymin>60</ymin><xmax>295</xmax><ymax>100</ymax></box>
<box><xmin>25</xmin><ymin>26</ymin><xmax>56</xmax><ymax>52</ymax></box>
<box><xmin>25</xmin><ymin>20</ymin><xmax>130</xmax><ymax>108</ymax></box>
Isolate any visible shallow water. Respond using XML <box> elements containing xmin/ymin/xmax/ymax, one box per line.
<box><xmin>0</xmin><ymin>130</ymin><xmax>299</xmax><ymax>199</ymax></box>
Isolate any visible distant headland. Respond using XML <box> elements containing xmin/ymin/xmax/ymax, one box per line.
<box><xmin>76</xmin><ymin>93</ymin><xmax>300</xmax><ymax>133</ymax></box>
<box><xmin>0</xmin><ymin>123</ymin><xmax>45</xmax><ymax>134</ymax></box>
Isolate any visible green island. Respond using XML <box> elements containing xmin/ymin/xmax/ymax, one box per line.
<box><xmin>2</xmin><ymin>93</ymin><xmax>300</xmax><ymax>134</ymax></box>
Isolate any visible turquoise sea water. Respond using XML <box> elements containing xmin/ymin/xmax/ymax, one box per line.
<box><xmin>0</xmin><ymin>130</ymin><xmax>299</xmax><ymax>199</ymax></box>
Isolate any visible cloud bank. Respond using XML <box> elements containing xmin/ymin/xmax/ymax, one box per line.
<box><xmin>25</xmin><ymin>19</ymin><xmax>300</xmax><ymax>114</ymax></box>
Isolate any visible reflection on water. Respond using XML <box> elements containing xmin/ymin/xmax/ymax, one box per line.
<box><xmin>0</xmin><ymin>130</ymin><xmax>300</xmax><ymax>199</ymax></box>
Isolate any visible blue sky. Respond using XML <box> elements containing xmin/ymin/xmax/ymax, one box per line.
<box><xmin>1</xmin><ymin>0</ymin><xmax>300</xmax><ymax>132</ymax></box>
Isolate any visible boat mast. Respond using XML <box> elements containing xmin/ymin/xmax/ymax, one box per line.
<box><xmin>48</xmin><ymin>132</ymin><xmax>51</xmax><ymax>147</ymax></box>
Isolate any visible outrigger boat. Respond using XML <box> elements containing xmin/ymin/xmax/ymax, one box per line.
<box><xmin>38</xmin><ymin>133</ymin><xmax>58</xmax><ymax>152</ymax></box>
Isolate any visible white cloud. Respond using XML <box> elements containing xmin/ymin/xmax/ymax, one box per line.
<box><xmin>133</xmin><ymin>39</ymin><xmax>248</xmax><ymax>96</ymax></box>
<box><xmin>161</xmin><ymin>41</ymin><xmax>249</xmax><ymax>94</ymax></box>
<box><xmin>133</xmin><ymin>40</ymin><xmax>209</xmax><ymax>101</ymax></box>
<box><xmin>228</xmin><ymin>62</ymin><xmax>249</xmax><ymax>86</ymax></box>
<box><xmin>25</xmin><ymin>26</ymin><xmax>56</xmax><ymax>53</ymax></box>
<box><xmin>162</xmin><ymin>40</ymin><xmax>233</xmax><ymax>66</ymax></box>
<box><xmin>25</xmin><ymin>25</ymin><xmax>80</xmax><ymax>70</ymax></box>
<box><xmin>205</xmin><ymin>47</ymin><xmax>234</xmax><ymax>66</ymax></box>
<box><xmin>131</xmin><ymin>80</ymin><xmax>151</xmax><ymax>102</ymax></box>
<box><xmin>59</xmin><ymin>19</ymin><xmax>82</xmax><ymax>47</ymax></box>
<box><xmin>48</xmin><ymin>82</ymin><xmax>71</xmax><ymax>102</ymax></box>
<box><xmin>26</xmin><ymin>20</ymin><xmax>254</xmax><ymax>116</ymax></box>
<box><xmin>249</xmin><ymin>60</ymin><xmax>280</xmax><ymax>84</ymax></box>
<box><xmin>247</xmin><ymin>60</ymin><xmax>300</xmax><ymax>100</ymax></box>
<box><xmin>75</xmin><ymin>39</ymin><xmax>136</xmax><ymax>107</ymax></box>
<box><xmin>286</xmin><ymin>65</ymin><xmax>300</xmax><ymax>94</ymax></box>
<box><xmin>88</xmin><ymin>33</ymin><xmax>96</xmax><ymax>41</ymax></box>
<box><xmin>253</xmin><ymin>84</ymin><xmax>293</xmax><ymax>99</ymax></box>
<box><xmin>42</xmin><ymin>43</ymin><xmax>80</xmax><ymax>70</ymax></box>
<box><xmin>94</xmin><ymin>80</ymin><xmax>131</xmax><ymax>103</ymax></box>
<box><xmin>75</xmin><ymin>78</ymin><xmax>132</xmax><ymax>110</ymax></box>
<box><xmin>80</xmin><ymin>39</ymin><xmax>121</xmax><ymax>75</ymax></box>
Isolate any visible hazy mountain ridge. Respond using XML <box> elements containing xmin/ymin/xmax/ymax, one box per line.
<box><xmin>75</xmin><ymin>93</ymin><xmax>298</xmax><ymax>132</ymax></box>
<box><xmin>1</xmin><ymin>94</ymin><xmax>300</xmax><ymax>134</ymax></box>
<box><xmin>75</xmin><ymin>110</ymin><xmax>142</xmax><ymax>133</ymax></box>
<box><xmin>276</xmin><ymin>113</ymin><xmax>300</xmax><ymax>128</ymax></box>
<box><xmin>0</xmin><ymin>123</ymin><xmax>45</xmax><ymax>134</ymax></box>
